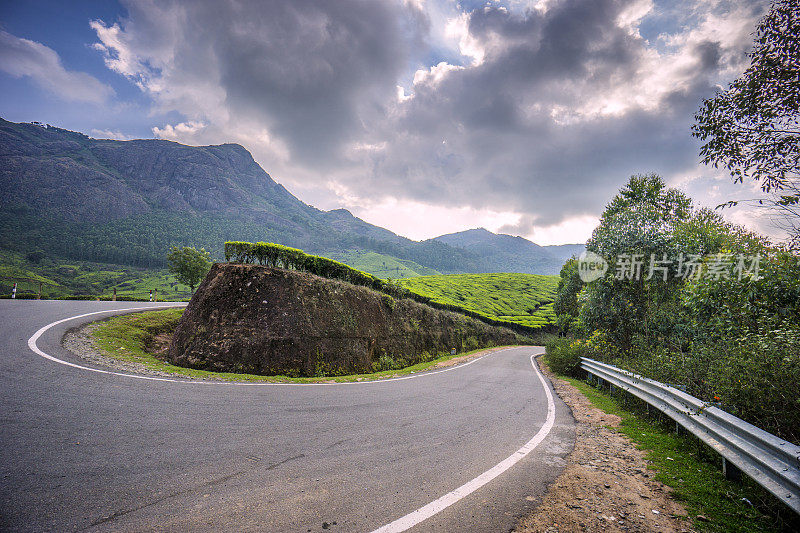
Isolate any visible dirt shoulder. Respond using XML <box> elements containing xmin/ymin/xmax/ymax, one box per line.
<box><xmin>515</xmin><ymin>359</ymin><xmax>694</xmax><ymax>533</ymax></box>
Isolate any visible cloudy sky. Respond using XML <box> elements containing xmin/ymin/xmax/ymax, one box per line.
<box><xmin>0</xmin><ymin>0</ymin><xmax>778</xmax><ymax>244</ymax></box>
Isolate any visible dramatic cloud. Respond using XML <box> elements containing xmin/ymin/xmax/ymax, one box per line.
<box><xmin>0</xmin><ymin>30</ymin><xmax>114</xmax><ymax>104</ymax></box>
<box><xmin>90</xmin><ymin>0</ymin><xmax>769</xmax><ymax>243</ymax></box>
<box><xmin>91</xmin><ymin>0</ymin><xmax>419</xmax><ymax>166</ymax></box>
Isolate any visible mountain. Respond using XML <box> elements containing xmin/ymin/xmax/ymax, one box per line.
<box><xmin>541</xmin><ymin>244</ymin><xmax>586</xmax><ymax>264</ymax></box>
<box><xmin>0</xmin><ymin>118</ymin><xmax>480</xmax><ymax>272</ymax></box>
<box><xmin>432</xmin><ymin>228</ymin><xmax>584</xmax><ymax>275</ymax></box>
<box><xmin>0</xmin><ymin>118</ymin><xmax>580</xmax><ymax>275</ymax></box>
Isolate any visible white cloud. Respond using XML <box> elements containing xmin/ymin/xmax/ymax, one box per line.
<box><xmin>444</xmin><ymin>13</ymin><xmax>485</xmax><ymax>65</ymax></box>
<box><xmin>342</xmin><ymin>196</ymin><xmax>522</xmax><ymax>241</ymax></box>
<box><xmin>0</xmin><ymin>30</ymin><xmax>114</xmax><ymax>104</ymax></box>
<box><xmin>396</xmin><ymin>85</ymin><xmax>413</xmax><ymax>102</ymax></box>
<box><xmin>152</xmin><ymin>120</ymin><xmax>207</xmax><ymax>139</ymax></box>
<box><xmin>526</xmin><ymin>215</ymin><xmax>600</xmax><ymax>246</ymax></box>
<box><xmin>91</xmin><ymin>129</ymin><xmax>132</xmax><ymax>140</ymax></box>
<box><xmin>412</xmin><ymin>61</ymin><xmax>463</xmax><ymax>86</ymax></box>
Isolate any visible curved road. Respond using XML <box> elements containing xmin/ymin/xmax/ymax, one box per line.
<box><xmin>0</xmin><ymin>300</ymin><xmax>574</xmax><ymax>532</ymax></box>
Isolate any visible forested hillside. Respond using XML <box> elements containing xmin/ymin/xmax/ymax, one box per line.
<box><xmin>1</xmin><ymin>118</ymin><xmax>583</xmax><ymax>277</ymax></box>
<box><xmin>434</xmin><ymin>228</ymin><xmax>583</xmax><ymax>275</ymax></box>
<box><xmin>0</xmin><ymin>118</ymin><xmax>481</xmax><ymax>272</ymax></box>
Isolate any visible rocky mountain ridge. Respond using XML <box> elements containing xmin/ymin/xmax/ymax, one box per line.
<box><xmin>0</xmin><ymin>118</ymin><xmax>582</xmax><ymax>274</ymax></box>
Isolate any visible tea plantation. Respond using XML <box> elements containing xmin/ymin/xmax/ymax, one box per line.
<box><xmin>398</xmin><ymin>273</ymin><xmax>559</xmax><ymax>330</ymax></box>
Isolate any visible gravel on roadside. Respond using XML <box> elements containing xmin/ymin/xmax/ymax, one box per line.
<box><xmin>63</xmin><ymin>323</ymin><xmax>179</xmax><ymax>378</ymax></box>
<box><xmin>514</xmin><ymin>358</ymin><xmax>695</xmax><ymax>533</ymax></box>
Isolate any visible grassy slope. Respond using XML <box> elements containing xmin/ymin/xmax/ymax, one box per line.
<box><xmin>321</xmin><ymin>250</ymin><xmax>441</xmax><ymax>278</ymax></box>
<box><xmin>0</xmin><ymin>249</ymin><xmax>192</xmax><ymax>300</ymax></box>
<box><xmin>547</xmin><ymin>364</ymin><xmax>796</xmax><ymax>532</ymax></box>
<box><xmin>91</xmin><ymin>308</ymin><xmax>510</xmax><ymax>382</ymax></box>
<box><xmin>399</xmin><ymin>273</ymin><xmax>558</xmax><ymax>329</ymax></box>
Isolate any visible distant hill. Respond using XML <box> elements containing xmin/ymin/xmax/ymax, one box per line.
<box><xmin>541</xmin><ymin>244</ymin><xmax>586</xmax><ymax>264</ymax></box>
<box><xmin>0</xmin><ymin>118</ymin><xmax>582</xmax><ymax>275</ymax></box>
<box><xmin>0</xmin><ymin>118</ymin><xmax>477</xmax><ymax>272</ymax></box>
<box><xmin>432</xmin><ymin>228</ymin><xmax>583</xmax><ymax>275</ymax></box>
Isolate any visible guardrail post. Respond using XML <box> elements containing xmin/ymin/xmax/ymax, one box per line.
<box><xmin>722</xmin><ymin>458</ymin><xmax>742</xmax><ymax>482</ymax></box>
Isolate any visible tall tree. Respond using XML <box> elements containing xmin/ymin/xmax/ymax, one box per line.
<box><xmin>692</xmin><ymin>0</ymin><xmax>800</xmax><ymax>247</ymax></box>
<box><xmin>582</xmin><ymin>175</ymin><xmax>693</xmax><ymax>350</ymax></box>
<box><xmin>553</xmin><ymin>257</ymin><xmax>583</xmax><ymax>335</ymax></box>
<box><xmin>167</xmin><ymin>246</ymin><xmax>212</xmax><ymax>292</ymax></box>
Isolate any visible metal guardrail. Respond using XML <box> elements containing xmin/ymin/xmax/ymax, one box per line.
<box><xmin>580</xmin><ymin>357</ymin><xmax>800</xmax><ymax>515</ymax></box>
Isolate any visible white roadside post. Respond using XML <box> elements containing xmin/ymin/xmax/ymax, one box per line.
<box><xmin>11</xmin><ymin>282</ymin><xmax>17</xmax><ymax>299</ymax></box>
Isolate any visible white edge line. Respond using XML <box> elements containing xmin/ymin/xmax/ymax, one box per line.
<box><xmin>370</xmin><ymin>352</ymin><xmax>555</xmax><ymax>533</ymax></box>
<box><xmin>27</xmin><ymin>306</ymin><xmax>515</xmax><ymax>386</ymax></box>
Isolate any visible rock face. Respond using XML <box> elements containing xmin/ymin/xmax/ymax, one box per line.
<box><xmin>0</xmin><ymin>118</ymin><xmax>306</xmax><ymax>224</ymax></box>
<box><xmin>168</xmin><ymin>264</ymin><xmax>523</xmax><ymax>376</ymax></box>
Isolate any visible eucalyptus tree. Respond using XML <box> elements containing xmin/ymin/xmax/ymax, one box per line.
<box><xmin>692</xmin><ymin>0</ymin><xmax>800</xmax><ymax>247</ymax></box>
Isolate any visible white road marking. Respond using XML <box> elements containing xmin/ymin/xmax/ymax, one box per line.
<box><xmin>370</xmin><ymin>352</ymin><xmax>555</xmax><ymax>533</ymax></box>
<box><xmin>27</xmin><ymin>306</ymin><xmax>513</xmax><ymax>386</ymax></box>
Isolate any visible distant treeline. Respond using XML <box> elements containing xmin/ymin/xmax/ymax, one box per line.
<box><xmin>225</xmin><ymin>241</ymin><xmax>548</xmax><ymax>335</ymax></box>
<box><xmin>0</xmin><ymin>207</ymin><xmax>480</xmax><ymax>273</ymax></box>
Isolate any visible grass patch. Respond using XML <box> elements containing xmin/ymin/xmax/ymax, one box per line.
<box><xmin>90</xmin><ymin>308</ymin><xmax>512</xmax><ymax>383</ymax></box>
<box><xmin>553</xmin><ymin>369</ymin><xmax>799</xmax><ymax>532</ymax></box>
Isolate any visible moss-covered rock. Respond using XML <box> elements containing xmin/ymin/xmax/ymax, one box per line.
<box><xmin>168</xmin><ymin>263</ymin><xmax>524</xmax><ymax>376</ymax></box>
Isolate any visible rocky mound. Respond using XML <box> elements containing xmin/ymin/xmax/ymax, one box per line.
<box><xmin>168</xmin><ymin>264</ymin><xmax>524</xmax><ymax>376</ymax></box>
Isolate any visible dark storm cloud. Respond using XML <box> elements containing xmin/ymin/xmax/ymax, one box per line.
<box><xmin>92</xmin><ymin>0</ymin><xmax>764</xmax><ymax>235</ymax></box>
<box><xmin>95</xmin><ymin>0</ymin><xmax>423</xmax><ymax>165</ymax></box>
<box><xmin>349</xmin><ymin>0</ymin><xmax>761</xmax><ymax>226</ymax></box>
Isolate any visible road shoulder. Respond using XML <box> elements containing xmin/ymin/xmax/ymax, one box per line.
<box><xmin>515</xmin><ymin>359</ymin><xmax>694</xmax><ymax>533</ymax></box>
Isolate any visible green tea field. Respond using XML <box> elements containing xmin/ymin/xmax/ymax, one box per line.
<box><xmin>399</xmin><ymin>273</ymin><xmax>559</xmax><ymax>330</ymax></box>
<box><xmin>321</xmin><ymin>250</ymin><xmax>441</xmax><ymax>278</ymax></box>
<box><xmin>0</xmin><ymin>249</ymin><xmax>193</xmax><ymax>301</ymax></box>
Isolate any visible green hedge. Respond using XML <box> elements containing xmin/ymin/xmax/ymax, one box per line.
<box><xmin>224</xmin><ymin>241</ymin><xmax>544</xmax><ymax>336</ymax></box>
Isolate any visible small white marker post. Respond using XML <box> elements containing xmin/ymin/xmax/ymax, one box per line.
<box><xmin>149</xmin><ymin>289</ymin><xmax>153</xmax><ymax>302</ymax></box>
<box><xmin>11</xmin><ymin>282</ymin><xmax>17</xmax><ymax>299</ymax></box>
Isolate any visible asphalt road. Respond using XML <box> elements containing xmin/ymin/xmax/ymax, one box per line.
<box><xmin>0</xmin><ymin>300</ymin><xmax>574</xmax><ymax>532</ymax></box>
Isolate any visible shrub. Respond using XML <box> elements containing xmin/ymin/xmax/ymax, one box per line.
<box><xmin>544</xmin><ymin>337</ymin><xmax>585</xmax><ymax>377</ymax></box>
<box><xmin>372</xmin><ymin>355</ymin><xmax>401</xmax><ymax>372</ymax></box>
<box><xmin>697</xmin><ymin>323</ymin><xmax>800</xmax><ymax>443</ymax></box>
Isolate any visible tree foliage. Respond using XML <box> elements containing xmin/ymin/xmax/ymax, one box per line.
<box><xmin>553</xmin><ymin>257</ymin><xmax>583</xmax><ymax>335</ymax></box>
<box><xmin>166</xmin><ymin>246</ymin><xmax>211</xmax><ymax>292</ymax></box>
<box><xmin>552</xmin><ymin>174</ymin><xmax>800</xmax><ymax>442</ymax></box>
<box><xmin>581</xmin><ymin>175</ymin><xmax>693</xmax><ymax>350</ymax></box>
<box><xmin>692</xmin><ymin>0</ymin><xmax>800</xmax><ymax>246</ymax></box>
